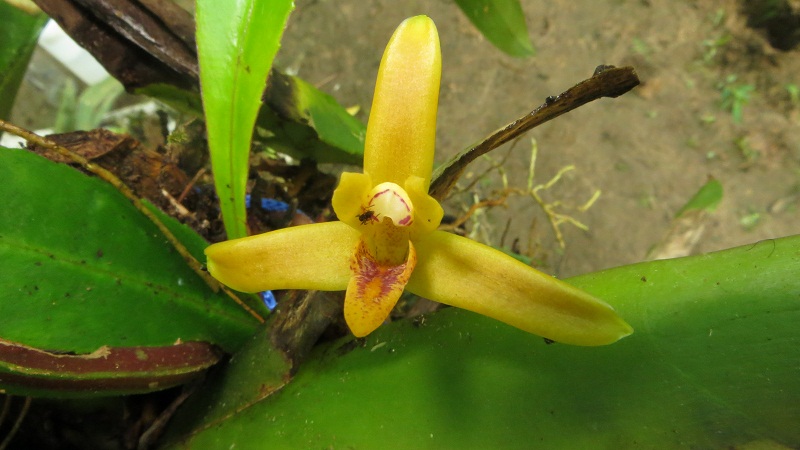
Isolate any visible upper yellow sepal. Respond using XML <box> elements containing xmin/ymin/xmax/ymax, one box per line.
<box><xmin>363</xmin><ymin>15</ymin><xmax>441</xmax><ymax>188</ymax></box>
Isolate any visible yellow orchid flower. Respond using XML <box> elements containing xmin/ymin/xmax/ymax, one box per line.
<box><xmin>205</xmin><ymin>16</ymin><xmax>632</xmax><ymax>345</ymax></box>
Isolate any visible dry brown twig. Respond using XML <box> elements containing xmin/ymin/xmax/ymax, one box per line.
<box><xmin>430</xmin><ymin>65</ymin><xmax>640</xmax><ymax>200</ymax></box>
<box><xmin>431</xmin><ymin>66</ymin><xmax>637</xmax><ymax>252</ymax></box>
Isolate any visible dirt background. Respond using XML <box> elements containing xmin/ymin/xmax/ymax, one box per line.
<box><xmin>275</xmin><ymin>0</ymin><xmax>800</xmax><ymax>277</ymax></box>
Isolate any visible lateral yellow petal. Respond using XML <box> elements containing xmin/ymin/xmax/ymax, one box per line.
<box><xmin>407</xmin><ymin>231</ymin><xmax>633</xmax><ymax>346</ymax></box>
<box><xmin>364</xmin><ymin>15</ymin><xmax>441</xmax><ymax>187</ymax></box>
<box><xmin>404</xmin><ymin>175</ymin><xmax>443</xmax><ymax>238</ymax></box>
<box><xmin>345</xmin><ymin>238</ymin><xmax>417</xmax><ymax>337</ymax></box>
<box><xmin>205</xmin><ymin>222</ymin><xmax>358</xmax><ymax>292</ymax></box>
<box><xmin>332</xmin><ymin>172</ymin><xmax>373</xmax><ymax>228</ymax></box>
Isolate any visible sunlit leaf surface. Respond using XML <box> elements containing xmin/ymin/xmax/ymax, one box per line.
<box><xmin>164</xmin><ymin>235</ymin><xmax>799</xmax><ymax>449</ymax></box>
<box><xmin>0</xmin><ymin>148</ymin><xmax>258</xmax><ymax>355</ymax></box>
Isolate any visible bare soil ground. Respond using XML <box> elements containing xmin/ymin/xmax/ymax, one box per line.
<box><xmin>278</xmin><ymin>0</ymin><xmax>800</xmax><ymax>277</ymax></box>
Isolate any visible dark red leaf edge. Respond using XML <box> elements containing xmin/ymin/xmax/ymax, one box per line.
<box><xmin>0</xmin><ymin>338</ymin><xmax>222</xmax><ymax>396</ymax></box>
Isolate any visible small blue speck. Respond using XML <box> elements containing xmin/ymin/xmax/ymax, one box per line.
<box><xmin>261</xmin><ymin>198</ymin><xmax>290</xmax><ymax>212</ymax></box>
<box><xmin>260</xmin><ymin>291</ymin><xmax>277</xmax><ymax>310</ymax></box>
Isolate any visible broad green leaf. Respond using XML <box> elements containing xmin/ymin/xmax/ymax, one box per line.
<box><xmin>453</xmin><ymin>0</ymin><xmax>534</xmax><ymax>57</ymax></box>
<box><xmin>0</xmin><ymin>148</ymin><xmax>258</xmax><ymax>356</ymax></box>
<box><xmin>162</xmin><ymin>235</ymin><xmax>799</xmax><ymax>448</ymax></box>
<box><xmin>196</xmin><ymin>0</ymin><xmax>294</xmax><ymax>239</ymax></box>
<box><xmin>0</xmin><ymin>2</ymin><xmax>48</xmax><ymax>120</ymax></box>
<box><xmin>142</xmin><ymin>200</ymin><xmax>269</xmax><ymax>317</ymax></box>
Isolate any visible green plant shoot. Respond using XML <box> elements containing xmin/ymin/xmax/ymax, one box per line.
<box><xmin>196</xmin><ymin>0</ymin><xmax>294</xmax><ymax>239</ymax></box>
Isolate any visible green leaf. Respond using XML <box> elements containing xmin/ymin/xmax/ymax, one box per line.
<box><xmin>676</xmin><ymin>177</ymin><xmax>723</xmax><ymax>216</ymax></box>
<box><xmin>134</xmin><ymin>83</ymin><xmax>205</xmax><ymax>118</ymax></box>
<box><xmin>453</xmin><ymin>0</ymin><xmax>535</xmax><ymax>57</ymax></box>
<box><xmin>73</xmin><ymin>76</ymin><xmax>125</xmax><ymax>131</ymax></box>
<box><xmin>0</xmin><ymin>148</ymin><xmax>258</xmax><ymax>355</ymax></box>
<box><xmin>647</xmin><ymin>177</ymin><xmax>724</xmax><ymax>260</ymax></box>
<box><xmin>141</xmin><ymin>200</ymin><xmax>269</xmax><ymax>318</ymax></box>
<box><xmin>0</xmin><ymin>2</ymin><xmax>48</xmax><ymax>120</ymax></box>
<box><xmin>259</xmin><ymin>70</ymin><xmax>364</xmax><ymax>164</ymax></box>
<box><xmin>163</xmin><ymin>235</ymin><xmax>799</xmax><ymax>448</ymax></box>
<box><xmin>65</xmin><ymin>44</ymin><xmax>364</xmax><ymax>167</ymax></box>
<box><xmin>137</xmin><ymin>73</ymin><xmax>366</xmax><ymax>165</ymax></box>
<box><xmin>54</xmin><ymin>76</ymin><xmax>126</xmax><ymax>133</ymax></box>
<box><xmin>160</xmin><ymin>322</ymin><xmax>293</xmax><ymax>444</ymax></box>
<box><xmin>53</xmin><ymin>78</ymin><xmax>78</xmax><ymax>133</ymax></box>
<box><xmin>196</xmin><ymin>0</ymin><xmax>294</xmax><ymax>239</ymax></box>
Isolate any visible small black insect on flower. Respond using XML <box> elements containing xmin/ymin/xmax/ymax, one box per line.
<box><xmin>357</xmin><ymin>207</ymin><xmax>378</xmax><ymax>225</ymax></box>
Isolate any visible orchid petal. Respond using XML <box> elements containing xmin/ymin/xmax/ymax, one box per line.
<box><xmin>205</xmin><ymin>222</ymin><xmax>358</xmax><ymax>292</ymax></box>
<box><xmin>407</xmin><ymin>231</ymin><xmax>633</xmax><ymax>345</ymax></box>
<box><xmin>364</xmin><ymin>15</ymin><xmax>441</xmax><ymax>187</ymax></box>
<box><xmin>404</xmin><ymin>175</ymin><xmax>443</xmax><ymax>238</ymax></box>
<box><xmin>332</xmin><ymin>172</ymin><xmax>373</xmax><ymax>228</ymax></box>
<box><xmin>345</xmin><ymin>238</ymin><xmax>417</xmax><ymax>337</ymax></box>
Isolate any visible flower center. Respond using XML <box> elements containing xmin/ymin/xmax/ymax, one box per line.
<box><xmin>364</xmin><ymin>182</ymin><xmax>414</xmax><ymax>227</ymax></box>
